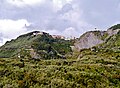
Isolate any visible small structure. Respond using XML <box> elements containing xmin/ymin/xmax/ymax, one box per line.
<box><xmin>52</xmin><ymin>35</ymin><xmax>65</xmax><ymax>39</ymax></box>
<box><xmin>33</xmin><ymin>32</ymin><xmax>43</xmax><ymax>36</ymax></box>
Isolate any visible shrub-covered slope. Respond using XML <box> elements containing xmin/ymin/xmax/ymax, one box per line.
<box><xmin>0</xmin><ymin>25</ymin><xmax>120</xmax><ymax>88</ymax></box>
<box><xmin>0</xmin><ymin>31</ymin><xmax>72</xmax><ymax>59</ymax></box>
<box><xmin>0</xmin><ymin>54</ymin><xmax>120</xmax><ymax>88</ymax></box>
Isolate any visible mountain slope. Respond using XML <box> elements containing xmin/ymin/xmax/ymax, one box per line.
<box><xmin>98</xmin><ymin>30</ymin><xmax>120</xmax><ymax>52</ymax></box>
<box><xmin>73</xmin><ymin>24</ymin><xmax>120</xmax><ymax>61</ymax></box>
<box><xmin>74</xmin><ymin>24</ymin><xmax>120</xmax><ymax>51</ymax></box>
<box><xmin>0</xmin><ymin>31</ymin><xmax>72</xmax><ymax>59</ymax></box>
<box><xmin>74</xmin><ymin>31</ymin><xmax>105</xmax><ymax>51</ymax></box>
<box><xmin>0</xmin><ymin>25</ymin><xmax>120</xmax><ymax>88</ymax></box>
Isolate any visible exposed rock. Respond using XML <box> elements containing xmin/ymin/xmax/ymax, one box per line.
<box><xmin>107</xmin><ymin>28</ymin><xmax>120</xmax><ymax>36</ymax></box>
<box><xmin>74</xmin><ymin>28</ymin><xmax>120</xmax><ymax>51</ymax></box>
<box><xmin>74</xmin><ymin>31</ymin><xmax>104</xmax><ymax>51</ymax></box>
<box><xmin>51</xmin><ymin>35</ymin><xmax>65</xmax><ymax>39</ymax></box>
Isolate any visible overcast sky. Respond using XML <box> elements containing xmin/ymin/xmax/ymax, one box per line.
<box><xmin>0</xmin><ymin>0</ymin><xmax>120</xmax><ymax>45</ymax></box>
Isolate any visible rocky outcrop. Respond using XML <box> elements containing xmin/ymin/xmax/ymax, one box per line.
<box><xmin>74</xmin><ymin>28</ymin><xmax>120</xmax><ymax>51</ymax></box>
<box><xmin>107</xmin><ymin>28</ymin><xmax>120</xmax><ymax>36</ymax></box>
<box><xmin>51</xmin><ymin>35</ymin><xmax>65</xmax><ymax>39</ymax></box>
<box><xmin>74</xmin><ymin>31</ymin><xmax>104</xmax><ymax>51</ymax></box>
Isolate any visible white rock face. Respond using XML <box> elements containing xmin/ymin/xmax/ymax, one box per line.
<box><xmin>107</xmin><ymin>29</ymin><xmax>120</xmax><ymax>36</ymax></box>
<box><xmin>74</xmin><ymin>32</ymin><xmax>103</xmax><ymax>51</ymax></box>
<box><xmin>74</xmin><ymin>29</ymin><xmax>120</xmax><ymax>51</ymax></box>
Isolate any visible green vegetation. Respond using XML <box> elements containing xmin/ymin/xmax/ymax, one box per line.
<box><xmin>0</xmin><ymin>31</ymin><xmax>72</xmax><ymax>59</ymax></box>
<box><xmin>0</xmin><ymin>25</ymin><xmax>120</xmax><ymax>88</ymax></box>
<box><xmin>98</xmin><ymin>30</ymin><xmax>120</xmax><ymax>53</ymax></box>
<box><xmin>0</xmin><ymin>51</ymin><xmax>120</xmax><ymax>88</ymax></box>
<box><xmin>109</xmin><ymin>24</ymin><xmax>120</xmax><ymax>30</ymax></box>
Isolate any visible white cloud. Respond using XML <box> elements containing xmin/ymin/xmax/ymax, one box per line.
<box><xmin>7</xmin><ymin>0</ymin><xmax>72</xmax><ymax>9</ymax></box>
<box><xmin>43</xmin><ymin>29</ymin><xmax>60</xmax><ymax>35</ymax></box>
<box><xmin>0</xmin><ymin>19</ymin><xmax>30</xmax><ymax>45</ymax></box>
<box><xmin>40</xmin><ymin>27</ymin><xmax>79</xmax><ymax>39</ymax></box>
<box><xmin>62</xmin><ymin>27</ymin><xmax>79</xmax><ymax>39</ymax></box>
<box><xmin>59</xmin><ymin>3</ymin><xmax>95</xmax><ymax>35</ymax></box>
<box><xmin>53</xmin><ymin>0</ymin><xmax>73</xmax><ymax>11</ymax></box>
<box><xmin>7</xmin><ymin>0</ymin><xmax>45</xmax><ymax>7</ymax></box>
<box><xmin>0</xmin><ymin>38</ymin><xmax>11</xmax><ymax>46</ymax></box>
<box><xmin>60</xmin><ymin>8</ymin><xmax>82</xmax><ymax>23</ymax></box>
<box><xmin>59</xmin><ymin>3</ymin><xmax>83</xmax><ymax>26</ymax></box>
<box><xmin>112</xmin><ymin>21</ymin><xmax>120</xmax><ymax>25</ymax></box>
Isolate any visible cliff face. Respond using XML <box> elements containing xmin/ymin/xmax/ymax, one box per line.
<box><xmin>74</xmin><ymin>28</ymin><xmax>120</xmax><ymax>51</ymax></box>
<box><xmin>74</xmin><ymin>31</ymin><xmax>104</xmax><ymax>51</ymax></box>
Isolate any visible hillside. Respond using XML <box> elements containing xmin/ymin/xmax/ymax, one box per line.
<box><xmin>74</xmin><ymin>24</ymin><xmax>120</xmax><ymax>51</ymax></box>
<box><xmin>0</xmin><ymin>31</ymin><xmax>72</xmax><ymax>59</ymax></box>
<box><xmin>74</xmin><ymin>31</ymin><xmax>120</xmax><ymax>61</ymax></box>
<box><xmin>73</xmin><ymin>24</ymin><xmax>120</xmax><ymax>70</ymax></box>
<box><xmin>0</xmin><ymin>24</ymin><xmax>120</xmax><ymax>88</ymax></box>
<box><xmin>73</xmin><ymin>24</ymin><xmax>120</xmax><ymax>59</ymax></box>
<box><xmin>95</xmin><ymin>24</ymin><xmax>120</xmax><ymax>52</ymax></box>
<box><xmin>0</xmin><ymin>30</ymin><xmax>120</xmax><ymax>87</ymax></box>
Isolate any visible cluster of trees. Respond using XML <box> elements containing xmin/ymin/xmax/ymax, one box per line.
<box><xmin>109</xmin><ymin>24</ymin><xmax>120</xmax><ymax>30</ymax></box>
<box><xmin>31</xmin><ymin>34</ymin><xmax>72</xmax><ymax>59</ymax></box>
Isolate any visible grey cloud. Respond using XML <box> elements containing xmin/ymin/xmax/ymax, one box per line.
<box><xmin>0</xmin><ymin>0</ymin><xmax>120</xmax><ymax>42</ymax></box>
<box><xmin>58</xmin><ymin>3</ymin><xmax>73</xmax><ymax>14</ymax></box>
<box><xmin>76</xmin><ymin>0</ymin><xmax>120</xmax><ymax>28</ymax></box>
<box><xmin>0</xmin><ymin>33</ymin><xmax>3</xmax><ymax>44</ymax></box>
<box><xmin>0</xmin><ymin>0</ymin><xmax>93</xmax><ymax>33</ymax></box>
